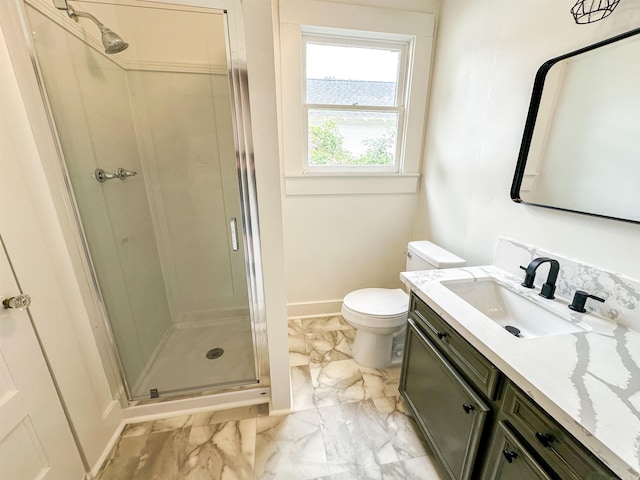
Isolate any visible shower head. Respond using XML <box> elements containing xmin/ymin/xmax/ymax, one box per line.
<box><xmin>98</xmin><ymin>26</ymin><xmax>129</xmax><ymax>54</ymax></box>
<box><xmin>67</xmin><ymin>5</ymin><xmax>128</xmax><ymax>54</ymax></box>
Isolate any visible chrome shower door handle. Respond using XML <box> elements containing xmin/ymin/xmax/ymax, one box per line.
<box><xmin>230</xmin><ymin>218</ymin><xmax>239</xmax><ymax>251</ymax></box>
<box><xmin>95</xmin><ymin>168</ymin><xmax>117</xmax><ymax>183</ymax></box>
<box><xmin>116</xmin><ymin>168</ymin><xmax>137</xmax><ymax>180</ymax></box>
<box><xmin>95</xmin><ymin>168</ymin><xmax>138</xmax><ymax>183</ymax></box>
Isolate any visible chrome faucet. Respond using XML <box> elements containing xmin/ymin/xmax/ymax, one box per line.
<box><xmin>519</xmin><ymin>257</ymin><xmax>560</xmax><ymax>299</ymax></box>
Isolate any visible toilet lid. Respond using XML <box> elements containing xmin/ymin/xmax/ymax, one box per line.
<box><xmin>343</xmin><ymin>288</ymin><xmax>409</xmax><ymax>317</ymax></box>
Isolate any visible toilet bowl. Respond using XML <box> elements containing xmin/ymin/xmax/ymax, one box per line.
<box><xmin>341</xmin><ymin>241</ymin><xmax>466</xmax><ymax>369</ymax></box>
<box><xmin>342</xmin><ymin>288</ymin><xmax>408</xmax><ymax>369</ymax></box>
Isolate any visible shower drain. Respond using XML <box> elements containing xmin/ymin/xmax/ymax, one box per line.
<box><xmin>206</xmin><ymin>347</ymin><xmax>224</xmax><ymax>360</ymax></box>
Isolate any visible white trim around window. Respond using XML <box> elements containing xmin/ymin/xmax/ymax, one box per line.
<box><xmin>280</xmin><ymin>0</ymin><xmax>435</xmax><ymax>195</ymax></box>
<box><xmin>302</xmin><ymin>33</ymin><xmax>409</xmax><ymax>174</ymax></box>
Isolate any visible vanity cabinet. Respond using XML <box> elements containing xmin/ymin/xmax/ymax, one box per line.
<box><xmin>400</xmin><ymin>294</ymin><xmax>501</xmax><ymax>480</ymax></box>
<box><xmin>400</xmin><ymin>292</ymin><xmax>619</xmax><ymax>480</ymax></box>
<box><xmin>401</xmin><ymin>317</ymin><xmax>491</xmax><ymax>480</ymax></box>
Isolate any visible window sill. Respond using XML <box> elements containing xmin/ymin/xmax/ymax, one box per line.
<box><xmin>284</xmin><ymin>173</ymin><xmax>420</xmax><ymax>196</ymax></box>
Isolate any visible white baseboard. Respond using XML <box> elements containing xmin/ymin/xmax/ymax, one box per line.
<box><xmin>287</xmin><ymin>300</ymin><xmax>342</xmax><ymax>318</ymax></box>
<box><xmin>89</xmin><ymin>421</ymin><xmax>126</xmax><ymax>478</ymax></box>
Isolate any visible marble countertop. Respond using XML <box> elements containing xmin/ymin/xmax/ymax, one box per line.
<box><xmin>401</xmin><ymin>265</ymin><xmax>640</xmax><ymax>480</ymax></box>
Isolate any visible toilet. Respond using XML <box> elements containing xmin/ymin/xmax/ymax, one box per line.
<box><xmin>341</xmin><ymin>241</ymin><xmax>466</xmax><ymax>369</ymax></box>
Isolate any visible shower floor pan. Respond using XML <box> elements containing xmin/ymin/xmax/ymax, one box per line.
<box><xmin>131</xmin><ymin>317</ymin><xmax>256</xmax><ymax>400</ymax></box>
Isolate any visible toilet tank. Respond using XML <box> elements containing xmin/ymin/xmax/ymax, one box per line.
<box><xmin>406</xmin><ymin>241</ymin><xmax>466</xmax><ymax>271</ymax></box>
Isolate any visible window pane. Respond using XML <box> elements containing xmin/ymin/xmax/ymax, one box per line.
<box><xmin>307</xmin><ymin>109</ymin><xmax>398</xmax><ymax>167</ymax></box>
<box><xmin>306</xmin><ymin>43</ymin><xmax>400</xmax><ymax>107</ymax></box>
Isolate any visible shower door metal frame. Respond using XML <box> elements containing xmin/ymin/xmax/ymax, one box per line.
<box><xmin>8</xmin><ymin>0</ymin><xmax>270</xmax><ymax>403</ymax></box>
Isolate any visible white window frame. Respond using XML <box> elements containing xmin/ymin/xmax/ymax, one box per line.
<box><xmin>279</xmin><ymin>0</ymin><xmax>435</xmax><ymax>195</ymax></box>
<box><xmin>302</xmin><ymin>33</ymin><xmax>410</xmax><ymax>174</ymax></box>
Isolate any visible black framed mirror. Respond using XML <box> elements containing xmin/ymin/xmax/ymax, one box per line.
<box><xmin>511</xmin><ymin>27</ymin><xmax>640</xmax><ymax>224</ymax></box>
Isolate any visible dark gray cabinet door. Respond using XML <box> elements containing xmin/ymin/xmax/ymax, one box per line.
<box><xmin>483</xmin><ymin>422</ymin><xmax>553</xmax><ymax>480</ymax></box>
<box><xmin>400</xmin><ymin>318</ymin><xmax>490</xmax><ymax>480</ymax></box>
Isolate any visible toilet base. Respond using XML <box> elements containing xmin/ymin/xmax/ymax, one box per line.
<box><xmin>352</xmin><ymin>327</ymin><xmax>405</xmax><ymax>369</ymax></box>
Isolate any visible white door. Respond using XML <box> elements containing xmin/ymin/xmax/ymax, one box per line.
<box><xmin>0</xmin><ymin>236</ymin><xmax>84</xmax><ymax>480</ymax></box>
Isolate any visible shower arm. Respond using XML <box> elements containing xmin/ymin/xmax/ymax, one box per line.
<box><xmin>52</xmin><ymin>1</ymin><xmax>104</xmax><ymax>28</ymax></box>
<box><xmin>66</xmin><ymin>5</ymin><xmax>105</xmax><ymax>29</ymax></box>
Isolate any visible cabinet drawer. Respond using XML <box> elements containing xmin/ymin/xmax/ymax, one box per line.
<box><xmin>501</xmin><ymin>383</ymin><xmax>618</xmax><ymax>480</ymax></box>
<box><xmin>410</xmin><ymin>293</ymin><xmax>501</xmax><ymax>400</ymax></box>
<box><xmin>483</xmin><ymin>421</ymin><xmax>553</xmax><ymax>480</ymax></box>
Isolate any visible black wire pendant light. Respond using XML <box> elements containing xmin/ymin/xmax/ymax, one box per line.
<box><xmin>571</xmin><ymin>0</ymin><xmax>621</xmax><ymax>24</ymax></box>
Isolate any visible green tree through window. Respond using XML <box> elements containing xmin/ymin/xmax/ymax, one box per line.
<box><xmin>309</xmin><ymin>120</ymin><xmax>394</xmax><ymax>166</ymax></box>
<box><xmin>309</xmin><ymin>120</ymin><xmax>353</xmax><ymax>165</ymax></box>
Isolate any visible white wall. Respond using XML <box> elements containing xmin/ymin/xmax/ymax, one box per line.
<box><xmin>280</xmin><ymin>0</ymin><xmax>441</xmax><ymax>316</ymax></box>
<box><xmin>285</xmin><ymin>195</ymin><xmax>417</xmax><ymax>313</ymax></box>
<box><xmin>415</xmin><ymin>0</ymin><xmax>640</xmax><ymax>280</ymax></box>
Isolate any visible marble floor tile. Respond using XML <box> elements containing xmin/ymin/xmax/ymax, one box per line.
<box><xmin>178</xmin><ymin>419</ymin><xmax>256</xmax><ymax>479</ymax></box>
<box><xmin>288</xmin><ymin>318</ymin><xmax>304</xmax><ymax>335</ymax></box>
<box><xmin>289</xmin><ymin>334</ymin><xmax>309</xmax><ymax>366</ymax></box>
<box><xmin>342</xmin><ymin>328</ymin><xmax>356</xmax><ymax>346</ymax></box>
<box><xmin>301</xmin><ymin>316</ymin><xmax>344</xmax><ymax>332</ymax></box>
<box><xmin>305</xmin><ymin>331</ymin><xmax>352</xmax><ymax>366</ymax></box>
<box><xmin>377</xmin><ymin>461</ymin><xmax>406</xmax><ymax>479</ymax></box>
<box><xmin>386</xmin><ymin>455</ymin><xmax>444</xmax><ymax>479</ymax></box>
<box><xmin>338</xmin><ymin>316</ymin><xmax>355</xmax><ymax>331</ymax></box>
<box><xmin>318</xmin><ymin>400</ymin><xmax>398</xmax><ymax>474</ymax></box>
<box><xmin>97</xmin><ymin>427</ymin><xmax>190</xmax><ymax>480</ymax></box>
<box><xmin>255</xmin><ymin>409</ymin><xmax>329</xmax><ymax>480</ymax></box>
<box><xmin>310</xmin><ymin>359</ymin><xmax>370</xmax><ymax>408</ymax></box>
<box><xmin>372</xmin><ymin>396</ymin><xmax>430</xmax><ymax>461</ymax></box>
<box><xmin>360</xmin><ymin>366</ymin><xmax>401</xmax><ymax>399</ymax></box>
<box><xmin>291</xmin><ymin>365</ymin><xmax>315</xmax><ymax>411</ymax></box>
<box><xmin>313</xmin><ymin>456</ymin><xmax>444</xmax><ymax>479</ymax></box>
<box><xmin>192</xmin><ymin>404</ymin><xmax>268</xmax><ymax>427</ymax></box>
<box><xmin>371</xmin><ymin>394</ymin><xmax>409</xmax><ymax>416</ymax></box>
<box><xmin>98</xmin><ymin>313</ymin><xmax>442</xmax><ymax>480</ymax></box>
<box><xmin>121</xmin><ymin>414</ymin><xmax>194</xmax><ymax>438</ymax></box>
<box><xmin>313</xmin><ymin>464</ymin><xmax>384</xmax><ymax>479</ymax></box>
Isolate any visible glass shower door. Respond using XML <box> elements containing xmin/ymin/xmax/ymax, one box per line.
<box><xmin>24</xmin><ymin>0</ymin><xmax>257</xmax><ymax>400</ymax></box>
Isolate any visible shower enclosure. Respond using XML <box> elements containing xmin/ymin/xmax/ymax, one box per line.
<box><xmin>21</xmin><ymin>0</ymin><xmax>267</xmax><ymax>401</ymax></box>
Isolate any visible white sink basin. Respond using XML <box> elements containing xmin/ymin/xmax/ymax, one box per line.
<box><xmin>441</xmin><ymin>278</ymin><xmax>588</xmax><ymax>339</ymax></box>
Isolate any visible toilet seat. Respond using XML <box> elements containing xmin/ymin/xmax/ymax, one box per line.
<box><xmin>342</xmin><ymin>288</ymin><xmax>409</xmax><ymax>328</ymax></box>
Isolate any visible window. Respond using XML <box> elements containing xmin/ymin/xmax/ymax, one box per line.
<box><xmin>279</xmin><ymin>1</ymin><xmax>435</xmax><ymax>195</ymax></box>
<box><xmin>303</xmin><ymin>33</ymin><xmax>409</xmax><ymax>173</ymax></box>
